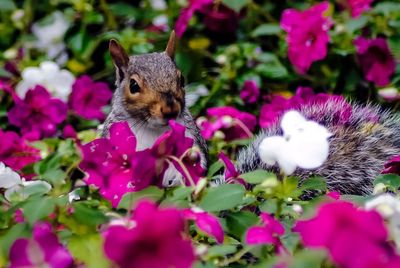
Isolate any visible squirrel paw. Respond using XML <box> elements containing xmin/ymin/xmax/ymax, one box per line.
<box><xmin>162</xmin><ymin>164</ymin><xmax>184</xmax><ymax>187</ymax></box>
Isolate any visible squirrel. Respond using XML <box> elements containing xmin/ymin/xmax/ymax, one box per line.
<box><xmin>236</xmin><ymin>97</ymin><xmax>400</xmax><ymax>195</ymax></box>
<box><xmin>103</xmin><ymin>31</ymin><xmax>208</xmax><ymax>186</ymax></box>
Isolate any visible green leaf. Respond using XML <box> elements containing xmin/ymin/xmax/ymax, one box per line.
<box><xmin>72</xmin><ymin>203</ymin><xmax>108</xmax><ymax>226</ymax></box>
<box><xmin>207</xmin><ymin>161</ymin><xmax>224</xmax><ymax>178</ymax></box>
<box><xmin>374</xmin><ymin>2</ymin><xmax>400</xmax><ymax>15</ymax></box>
<box><xmin>22</xmin><ymin>197</ymin><xmax>55</xmax><ymax>224</ymax></box>
<box><xmin>251</xmin><ymin>24</ymin><xmax>281</xmax><ymax>37</ymax></box>
<box><xmin>259</xmin><ymin>199</ymin><xmax>278</xmax><ymax>214</ymax></box>
<box><xmin>68</xmin><ymin>234</ymin><xmax>110</xmax><ymax>268</ymax></box>
<box><xmin>298</xmin><ymin>177</ymin><xmax>327</xmax><ymax>192</ymax></box>
<box><xmin>222</xmin><ymin>0</ymin><xmax>248</xmax><ymax>13</ymax></box>
<box><xmin>374</xmin><ymin>174</ymin><xmax>400</xmax><ymax>190</ymax></box>
<box><xmin>118</xmin><ymin>186</ymin><xmax>164</xmax><ymax>209</ymax></box>
<box><xmin>199</xmin><ymin>184</ymin><xmax>245</xmax><ymax>212</ymax></box>
<box><xmin>226</xmin><ymin>211</ymin><xmax>259</xmax><ymax>240</ymax></box>
<box><xmin>0</xmin><ymin>223</ymin><xmax>29</xmax><ymax>257</ymax></box>
<box><xmin>241</xmin><ymin>170</ymin><xmax>276</xmax><ymax>184</ymax></box>
<box><xmin>345</xmin><ymin>16</ymin><xmax>368</xmax><ymax>33</ymax></box>
<box><xmin>207</xmin><ymin>245</ymin><xmax>237</xmax><ymax>258</ymax></box>
<box><xmin>0</xmin><ymin>0</ymin><xmax>16</xmax><ymax>11</ymax></box>
<box><xmin>21</xmin><ymin>181</ymin><xmax>52</xmax><ymax>197</ymax></box>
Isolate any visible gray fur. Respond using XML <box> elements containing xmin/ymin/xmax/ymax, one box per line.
<box><xmin>103</xmin><ymin>51</ymin><xmax>208</xmax><ymax>167</ymax></box>
<box><xmin>236</xmin><ymin>98</ymin><xmax>400</xmax><ymax>195</ymax></box>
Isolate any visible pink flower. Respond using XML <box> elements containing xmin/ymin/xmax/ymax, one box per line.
<box><xmin>246</xmin><ymin>213</ymin><xmax>285</xmax><ymax>250</ymax></box>
<box><xmin>294</xmin><ymin>201</ymin><xmax>400</xmax><ymax>268</ymax></box>
<box><xmin>9</xmin><ymin>222</ymin><xmax>73</xmax><ymax>268</ymax></box>
<box><xmin>8</xmin><ymin>85</ymin><xmax>68</xmax><ymax>139</ymax></box>
<box><xmin>218</xmin><ymin>152</ymin><xmax>247</xmax><ymax>186</ymax></box>
<box><xmin>183</xmin><ymin>208</ymin><xmax>224</xmax><ymax>244</ymax></box>
<box><xmin>339</xmin><ymin>0</ymin><xmax>374</xmax><ymax>17</ymax></box>
<box><xmin>151</xmin><ymin>120</ymin><xmax>204</xmax><ymax>185</ymax></box>
<box><xmin>280</xmin><ymin>2</ymin><xmax>333</xmax><ymax>74</ymax></box>
<box><xmin>69</xmin><ymin>75</ymin><xmax>112</xmax><ymax>120</ymax></box>
<box><xmin>382</xmin><ymin>155</ymin><xmax>400</xmax><ymax>175</ymax></box>
<box><xmin>259</xmin><ymin>87</ymin><xmax>352</xmax><ymax>128</ymax></box>
<box><xmin>199</xmin><ymin>106</ymin><xmax>256</xmax><ymax>141</ymax></box>
<box><xmin>240</xmin><ymin>80</ymin><xmax>260</xmax><ymax>104</ymax></box>
<box><xmin>80</xmin><ymin>121</ymin><xmax>155</xmax><ymax>207</ymax></box>
<box><xmin>199</xmin><ymin>3</ymin><xmax>239</xmax><ymax>33</ymax></box>
<box><xmin>0</xmin><ymin>129</ymin><xmax>40</xmax><ymax>171</ymax></box>
<box><xmin>175</xmin><ymin>0</ymin><xmax>213</xmax><ymax>37</ymax></box>
<box><xmin>103</xmin><ymin>200</ymin><xmax>195</xmax><ymax>268</ymax></box>
<box><xmin>354</xmin><ymin>37</ymin><xmax>396</xmax><ymax>86</ymax></box>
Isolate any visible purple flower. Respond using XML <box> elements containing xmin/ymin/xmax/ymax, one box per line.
<box><xmin>246</xmin><ymin>213</ymin><xmax>285</xmax><ymax>251</ymax></box>
<box><xmin>9</xmin><ymin>222</ymin><xmax>73</xmax><ymax>268</ymax></box>
<box><xmin>354</xmin><ymin>37</ymin><xmax>396</xmax><ymax>86</ymax></box>
<box><xmin>199</xmin><ymin>106</ymin><xmax>256</xmax><ymax>141</ymax></box>
<box><xmin>8</xmin><ymin>85</ymin><xmax>68</xmax><ymax>139</ymax></box>
<box><xmin>339</xmin><ymin>0</ymin><xmax>374</xmax><ymax>17</ymax></box>
<box><xmin>69</xmin><ymin>75</ymin><xmax>112</xmax><ymax>120</ymax></box>
<box><xmin>80</xmin><ymin>121</ymin><xmax>155</xmax><ymax>207</ymax></box>
<box><xmin>103</xmin><ymin>200</ymin><xmax>195</xmax><ymax>268</ymax></box>
<box><xmin>280</xmin><ymin>2</ymin><xmax>333</xmax><ymax>74</ymax></box>
<box><xmin>183</xmin><ymin>208</ymin><xmax>224</xmax><ymax>244</ymax></box>
<box><xmin>199</xmin><ymin>3</ymin><xmax>239</xmax><ymax>33</ymax></box>
<box><xmin>0</xmin><ymin>129</ymin><xmax>40</xmax><ymax>171</ymax></box>
<box><xmin>240</xmin><ymin>80</ymin><xmax>260</xmax><ymax>104</ymax></box>
<box><xmin>151</xmin><ymin>120</ymin><xmax>204</xmax><ymax>185</ymax></box>
<box><xmin>259</xmin><ymin>87</ymin><xmax>352</xmax><ymax>128</ymax></box>
<box><xmin>382</xmin><ymin>155</ymin><xmax>400</xmax><ymax>175</ymax></box>
<box><xmin>175</xmin><ymin>0</ymin><xmax>213</xmax><ymax>37</ymax></box>
<box><xmin>294</xmin><ymin>201</ymin><xmax>400</xmax><ymax>268</ymax></box>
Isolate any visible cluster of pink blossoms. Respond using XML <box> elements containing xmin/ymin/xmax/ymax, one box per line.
<box><xmin>80</xmin><ymin>121</ymin><xmax>204</xmax><ymax>207</ymax></box>
<box><xmin>4</xmin><ymin>75</ymin><xmax>112</xmax><ymax>140</ymax></box>
<box><xmin>294</xmin><ymin>201</ymin><xmax>400</xmax><ymax>267</ymax></box>
<box><xmin>259</xmin><ymin>87</ymin><xmax>352</xmax><ymax>128</ymax></box>
<box><xmin>103</xmin><ymin>200</ymin><xmax>223</xmax><ymax>268</ymax></box>
<box><xmin>199</xmin><ymin>106</ymin><xmax>257</xmax><ymax>141</ymax></box>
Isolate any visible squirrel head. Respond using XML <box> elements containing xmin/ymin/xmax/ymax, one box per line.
<box><xmin>109</xmin><ymin>31</ymin><xmax>185</xmax><ymax>127</ymax></box>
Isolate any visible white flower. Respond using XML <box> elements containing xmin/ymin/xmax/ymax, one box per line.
<box><xmin>32</xmin><ymin>11</ymin><xmax>69</xmax><ymax>62</ymax></box>
<box><xmin>259</xmin><ymin>110</ymin><xmax>332</xmax><ymax>175</ymax></box>
<box><xmin>378</xmin><ymin>87</ymin><xmax>400</xmax><ymax>102</ymax></box>
<box><xmin>16</xmin><ymin>61</ymin><xmax>75</xmax><ymax>101</ymax></box>
<box><xmin>0</xmin><ymin>162</ymin><xmax>52</xmax><ymax>201</ymax></box>
<box><xmin>365</xmin><ymin>194</ymin><xmax>400</xmax><ymax>250</ymax></box>
<box><xmin>186</xmin><ymin>84</ymin><xmax>209</xmax><ymax>107</ymax></box>
<box><xmin>153</xmin><ymin>15</ymin><xmax>168</xmax><ymax>28</ymax></box>
<box><xmin>150</xmin><ymin>0</ymin><xmax>167</xmax><ymax>10</ymax></box>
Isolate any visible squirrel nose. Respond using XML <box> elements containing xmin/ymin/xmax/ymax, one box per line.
<box><xmin>160</xmin><ymin>107</ymin><xmax>179</xmax><ymax>120</ymax></box>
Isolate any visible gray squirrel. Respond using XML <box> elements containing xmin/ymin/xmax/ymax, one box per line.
<box><xmin>103</xmin><ymin>31</ymin><xmax>208</xmax><ymax>186</ymax></box>
<box><xmin>104</xmin><ymin>31</ymin><xmax>400</xmax><ymax>195</ymax></box>
<box><xmin>237</xmin><ymin>98</ymin><xmax>400</xmax><ymax>195</ymax></box>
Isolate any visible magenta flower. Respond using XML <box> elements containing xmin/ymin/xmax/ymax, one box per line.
<box><xmin>8</xmin><ymin>85</ymin><xmax>68</xmax><ymax>139</ymax></box>
<box><xmin>382</xmin><ymin>155</ymin><xmax>400</xmax><ymax>175</ymax></box>
<box><xmin>280</xmin><ymin>2</ymin><xmax>332</xmax><ymax>74</ymax></box>
<box><xmin>199</xmin><ymin>3</ymin><xmax>239</xmax><ymax>33</ymax></box>
<box><xmin>175</xmin><ymin>0</ymin><xmax>213</xmax><ymax>37</ymax></box>
<box><xmin>294</xmin><ymin>201</ymin><xmax>400</xmax><ymax>268</ymax></box>
<box><xmin>0</xmin><ymin>129</ymin><xmax>40</xmax><ymax>171</ymax></box>
<box><xmin>151</xmin><ymin>120</ymin><xmax>204</xmax><ymax>185</ymax></box>
<box><xmin>246</xmin><ymin>212</ymin><xmax>285</xmax><ymax>249</ymax></box>
<box><xmin>69</xmin><ymin>75</ymin><xmax>112</xmax><ymax>120</ymax></box>
<box><xmin>199</xmin><ymin>106</ymin><xmax>256</xmax><ymax>141</ymax></box>
<box><xmin>103</xmin><ymin>200</ymin><xmax>195</xmax><ymax>268</ymax></box>
<box><xmin>354</xmin><ymin>37</ymin><xmax>396</xmax><ymax>86</ymax></box>
<box><xmin>183</xmin><ymin>208</ymin><xmax>224</xmax><ymax>244</ymax></box>
<box><xmin>80</xmin><ymin>121</ymin><xmax>155</xmax><ymax>207</ymax></box>
<box><xmin>259</xmin><ymin>87</ymin><xmax>352</xmax><ymax>128</ymax></box>
<box><xmin>339</xmin><ymin>0</ymin><xmax>374</xmax><ymax>17</ymax></box>
<box><xmin>240</xmin><ymin>80</ymin><xmax>260</xmax><ymax>104</ymax></box>
<box><xmin>9</xmin><ymin>222</ymin><xmax>73</xmax><ymax>268</ymax></box>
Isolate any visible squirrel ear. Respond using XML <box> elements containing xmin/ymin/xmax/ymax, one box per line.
<box><xmin>165</xmin><ymin>30</ymin><xmax>176</xmax><ymax>59</ymax></box>
<box><xmin>109</xmin><ymin>39</ymin><xmax>129</xmax><ymax>70</ymax></box>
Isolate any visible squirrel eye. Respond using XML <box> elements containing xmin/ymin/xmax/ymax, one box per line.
<box><xmin>129</xmin><ymin>79</ymin><xmax>140</xmax><ymax>94</ymax></box>
<box><xmin>180</xmin><ymin>75</ymin><xmax>185</xmax><ymax>88</ymax></box>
